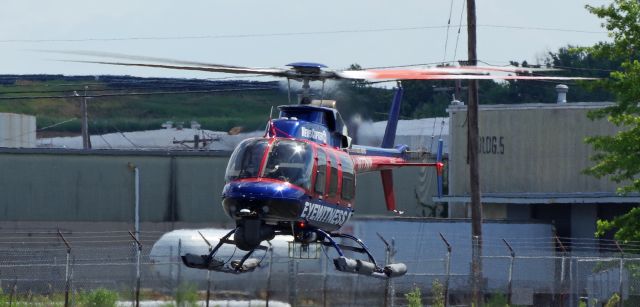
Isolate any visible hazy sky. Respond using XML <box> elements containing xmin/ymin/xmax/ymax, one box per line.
<box><xmin>0</xmin><ymin>0</ymin><xmax>613</xmax><ymax>79</ymax></box>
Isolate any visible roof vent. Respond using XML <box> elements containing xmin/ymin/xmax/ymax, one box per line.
<box><xmin>556</xmin><ymin>84</ymin><xmax>568</xmax><ymax>104</ymax></box>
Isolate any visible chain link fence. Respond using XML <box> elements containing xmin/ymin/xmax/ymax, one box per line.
<box><xmin>1</xmin><ymin>229</ymin><xmax>639</xmax><ymax>306</ymax></box>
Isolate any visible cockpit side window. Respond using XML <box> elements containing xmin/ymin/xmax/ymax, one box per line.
<box><xmin>340</xmin><ymin>154</ymin><xmax>355</xmax><ymax>200</ymax></box>
<box><xmin>225</xmin><ymin>139</ymin><xmax>269</xmax><ymax>182</ymax></box>
<box><xmin>315</xmin><ymin>149</ymin><xmax>327</xmax><ymax>195</ymax></box>
<box><xmin>327</xmin><ymin>153</ymin><xmax>339</xmax><ymax>198</ymax></box>
<box><xmin>263</xmin><ymin>140</ymin><xmax>313</xmax><ymax>190</ymax></box>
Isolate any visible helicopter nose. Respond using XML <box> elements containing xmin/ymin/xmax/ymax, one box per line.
<box><xmin>223</xmin><ymin>179</ymin><xmax>306</xmax><ymax>200</ymax></box>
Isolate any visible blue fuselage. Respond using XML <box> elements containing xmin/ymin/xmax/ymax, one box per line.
<box><xmin>222</xmin><ymin>179</ymin><xmax>352</xmax><ymax>232</ymax></box>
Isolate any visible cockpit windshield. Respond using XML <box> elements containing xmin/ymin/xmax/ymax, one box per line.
<box><xmin>263</xmin><ymin>140</ymin><xmax>313</xmax><ymax>189</ymax></box>
<box><xmin>225</xmin><ymin>139</ymin><xmax>269</xmax><ymax>182</ymax></box>
<box><xmin>224</xmin><ymin>138</ymin><xmax>314</xmax><ymax>190</ymax></box>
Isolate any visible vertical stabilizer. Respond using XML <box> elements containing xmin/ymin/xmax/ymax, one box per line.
<box><xmin>380</xmin><ymin>83</ymin><xmax>403</xmax><ymax>213</ymax></box>
<box><xmin>380</xmin><ymin>83</ymin><xmax>403</xmax><ymax>148</ymax></box>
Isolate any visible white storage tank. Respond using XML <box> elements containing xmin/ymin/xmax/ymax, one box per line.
<box><xmin>0</xmin><ymin>113</ymin><xmax>36</xmax><ymax>148</ymax></box>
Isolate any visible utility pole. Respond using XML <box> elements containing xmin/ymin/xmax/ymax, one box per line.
<box><xmin>80</xmin><ymin>86</ymin><xmax>91</xmax><ymax>149</ymax></box>
<box><xmin>466</xmin><ymin>0</ymin><xmax>483</xmax><ymax>305</ymax></box>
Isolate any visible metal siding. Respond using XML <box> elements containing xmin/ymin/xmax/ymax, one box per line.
<box><xmin>175</xmin><ymin>157</ymin><xmax>229</xmax><ymax>223</ymax></box>
<box><xmin>449</xmin><ymin>104</ymin><xmax>621</xmax><ymax>196</ymax></box>
<box><xmin>0</xmin><ymin>149</ymin><xmax>437</xmax><ymax>222</ymax></box>
<box><xmin>0</xmin><ymin>152</ymin><xmax>231</xmax><ymax>222</ymax></box>
<box><xmin>354</xmin><ymin>167</ymin><xmax>429</xmax><ymax>216</ymax></box>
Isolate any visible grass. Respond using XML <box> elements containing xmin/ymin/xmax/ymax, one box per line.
<box><xmin>0</xmin><ymin>288</ymin><xmax>118</xmax><ymax>307</ymax></box>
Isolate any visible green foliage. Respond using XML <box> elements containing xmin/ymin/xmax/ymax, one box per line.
<box><xmin>605</xmin><ymin>292</ymin><xmax>621</xmax><ymax>307</ymax></box>
<box><xmin>582</xmin><ymin>0</ymin><xmax>640</xmax><ymax>242</ymax></box>
<box><xmin>76</xmin><ymin>288</ymin><xmax>118</xmax><ymax>307</ymax></box>
<box><xmin>431</xmin><ymin>279</ymin><xmax>445</xmax><ymax>307</ymax></box>
<box><xmin>0</xmin><ymin>77</ymin><xmax>285</xmax><ymax>134</ymax></box>
<box><xmin>175</xmin><ymin>283</ymin><xmax>199</xmax><ymax>307</ymax></box>
<box><xmin>405</xmin><ymin>285</ymin><xmax>423</xmax><ymax>307</ymax></box>
<box><xmin>485</xmin><ymin>293</ymin><xmax>508</xmax><ymax>307</ymax></box>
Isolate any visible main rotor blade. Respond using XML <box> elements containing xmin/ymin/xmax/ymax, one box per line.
<box><xmin>337</xmin><ymin>69</ymin><xmax>597</xmax><ymax>81</ymax></box>
<box><xmin>46</xmin><ymin>50</ymin><xmax>289</xmax><ymax>76</ymax></box>
<box><xmin>61</xmin><ymin>59</ymin><xmax>289</xmax><ymax>76</ymax></box>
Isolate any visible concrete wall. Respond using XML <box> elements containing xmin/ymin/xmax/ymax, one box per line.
<box><xmin>0</xmin><ymin>113</ymin><xmax>36</xmax><ymax>148</ymax></box>
<box><xmin>0</xmin><ymin>148</ymin><xmax>431</xmax><ymax>223</ymax></box>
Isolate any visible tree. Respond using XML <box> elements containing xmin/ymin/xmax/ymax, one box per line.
<box><xmin>581</xmin><ymin>0</ymin><xmax>640</xmax><ymax>242</ymax></box>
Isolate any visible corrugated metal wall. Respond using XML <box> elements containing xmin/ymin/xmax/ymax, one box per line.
<box><xmin>446</xmin><ymin>102</ymin><xmax>624</xmax><ymax>219</ymax></box>
<box><xmin>0</xmin><ymin>149</ymin><xmax>430</xmax><ymax>222</ymax></box>
<box><xmin>448</xmin><ymin>103</ymin><xmax>620</xmax><ymax>195</ymax></box>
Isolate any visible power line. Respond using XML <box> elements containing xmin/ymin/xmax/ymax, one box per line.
<box><xmin>0</xmin><ymin>24</ymin><xmax>606</xmax><ymax>44</ymax></box>
<box><xmin>453</xmin><ymin>0</ymin><xmax>467</xmax><ymax>62</ymax></box>
<box><xmin>0</xmin><ymin>74</ymin><xmax>272</xmax><ymax>88</ymax></box>
<box><xmin>0</xmin><ymin>82</ymin><xmax>276</xmax><ymax>95</ymax></box>
<box><xmin>442</xmin><ymin>0</ymin><xmax>456</xmax><ymax>63</ymax></box>
<box><xmin>0</xmin><ymin>86</ymin><xmax>278</xmax><ymax>100</ymax></box>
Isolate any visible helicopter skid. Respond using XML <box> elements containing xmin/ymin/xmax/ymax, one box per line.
<box><xmin>182</xmin><ymin>253</ymin><xmax>261</xmax><ymax>273</ymax></box>
<box><xmin>180</xmin><ymin>228</ymin><xmax>269</xmax><ymax>274</ymax></box>
<box><xmin>317</xmin><ymin>230</ymin><xmax>408</xmax><ymax>279</ymax></box>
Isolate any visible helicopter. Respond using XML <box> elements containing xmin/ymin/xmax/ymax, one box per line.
<box><xmin>60</xmin><ymin>52</ymin><xmax>594</xmax><ymax>278</ymax></box>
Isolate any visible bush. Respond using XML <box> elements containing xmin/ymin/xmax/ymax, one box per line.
<box><xmin>175</xmin><ymin>283</ymin><xmax>199</xmax><ymax>307</ymax></box>
<box><xmin>405</xmin><ymin>285</ymin><xmax>422</xmax><ymax>307</ymax></box>
<box><xmin>76</xmin><ymin>288</ymin><xmax>118</xmax><ymax>307</ymax></box>
<box><xmin>486</xmin><ymin>293</ymin><xmax>508</xmax><ymax>307</ymax></box>
<box><xmin>431</xmin><ymin>279</ymin><xmax>445</xmax><ymax>307</ymax></box>
<box><xmin>605</xmin><ymin>292</ymin><xmax>620</xmax><ymax>307</ymax></box>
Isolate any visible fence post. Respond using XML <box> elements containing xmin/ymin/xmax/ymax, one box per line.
<box><xmin>555</xmin><ymin>236</ymin><xmax>568</xmax><ymax>307</ymax></box>
<box><xmin>57</xmin><ymin>230</ymin><xmax>71</xmax><ymax>307</ymax></box>
<box><xmin>177</xmin><ymin>239</ymin><xmax>182</xmax><ymax>291</ymax></box>
<box><xmin>128</xmin><ymin>231</ymin><xmax>142</xmax><ymax>307</ymax></box>
<box><xmin>322</xmin><ymin>252</ymin><xmax>328</xmax><ymax>307</ymax></box>
<box><xmin>439</xmin><ymin>233</ymin><xmax>452</xmax><ymax>307</ymax></box>
<box><xmin>615</xmin><ymin>240</ymin><xmax>624</xmax><ymax>307</ymax></box>
<box><xmin>378</xmin><ymin>233</ymin><xmax>397</xmax><ymax>307</ymax></box>
<box><xmin>288</xmin><ymin>254</ymin><xmax>296</xmax><ymax>307</ymax></box>
<box><xmin>9</xmin><ymin>279</ymin><xmax>17</xmax><ymax>307</ymax></box>
<box><xmin>198</xmin><ymin>231</ymin><xmax>214</xmax><ymax>307</ymax></box>
<box><xmin>502</xmin><ymin>239</ymin><xmax>515</xmax><ymax>305</ymax></box>
<box><xmin>266</xmin><ymin>241</ymin><xmax>273</xmax><ymax>307</ymax></box>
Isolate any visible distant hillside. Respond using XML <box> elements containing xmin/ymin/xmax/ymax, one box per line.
<box><xmin>0</xmin><ymin>75</ymin><xmax>287</xmax><ymax>136</ymax></box>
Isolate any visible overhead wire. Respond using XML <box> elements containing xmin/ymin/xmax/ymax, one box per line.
<box><xmin>452</xmin><ymin>0</ymin><xmax>467</xmax><ymax>63</ymax></box>
<box><xmin>1</xmin><ymin>117</ymin><xmax>77</xmax><ymax>144</ymax></box>
<box><xmin>0</xmin><ymin>74</ymin><xmax>272</xmax><ymax>88</ymax></box>
<box><xmin>442</xmin><ymin>0</ymin><xmax>456</xmax><ymax>63</ymax></box>
<box><xmin>0</xmin><ymin>24</ymin><xmax>606</xmax><ymax>44</ymax></box>
<box><xmin>0</xmin><ymin>86</ymin><xmax>278</xmax><ymax>100</ymax></box>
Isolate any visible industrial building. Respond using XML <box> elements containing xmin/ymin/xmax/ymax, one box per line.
<box><xmin>0</xmin><ymin>112</ymin><xmax>36</xmax><ymax>148</ymax></box>
<box><xmin>2</xmin><ymin>93</ymin><xmax>638</xmax><ymax>244</ymax></box>
<box><xmin>439</xmin><ymin>100</ymin><xmax>640</xmax><ymax>242</ymax></box>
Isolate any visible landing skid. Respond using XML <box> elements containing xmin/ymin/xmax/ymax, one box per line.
<box><xmin>181</xmin><ymin>228</ymin><xmax>269</xmax><ymax>274</ymax></box>
<box><xmin>316</xmin><ymin>229</ymin><xmax>407</xmax><ymax>279</ymax></box>
<box><xmin>180</xmin><ymin>228</ymin><xmax>407</xmax><ymax>278</ymax></box>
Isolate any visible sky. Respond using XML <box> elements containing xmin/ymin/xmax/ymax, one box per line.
<box><xmin>0</xmin><ymin>0</ymin><xmax>613</xmax><ymax>79</ymax></box>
